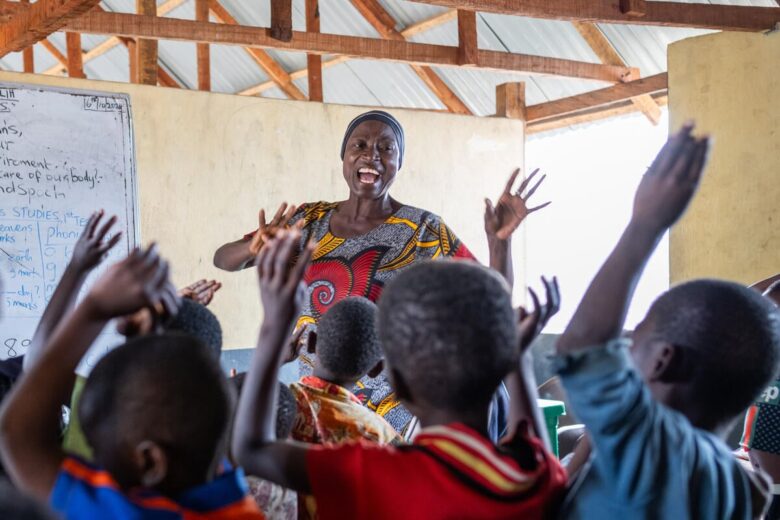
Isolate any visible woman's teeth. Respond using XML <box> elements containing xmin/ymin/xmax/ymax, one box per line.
<box><xmin>358</xmin><ymin>167</ymin><xmax>380</xmax><ymax>184</ymax></box>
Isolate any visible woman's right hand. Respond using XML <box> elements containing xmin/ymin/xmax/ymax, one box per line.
<box><xmin>249</xmin><ymin>202</ymin><xmax>298</xmax><ymax>255</ymax></box>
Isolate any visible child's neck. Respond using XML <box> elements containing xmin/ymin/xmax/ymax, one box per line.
<box><xmin>414</xmin><ymin>407</ymin><xmax>491</xmax><ymax>439</ymax></box>
<box><xmin>312</xmin><ymin>366</ymin><xmax>357</xmax><ymax>389</ymax></box>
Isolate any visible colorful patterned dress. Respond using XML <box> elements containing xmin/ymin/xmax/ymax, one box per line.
<box><xmin>287</xmin><ymin>202</ymin><xmax>475</xmax><ymax>435</ymax></box>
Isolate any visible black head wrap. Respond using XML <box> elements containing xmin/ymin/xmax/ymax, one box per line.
<box><xmin>340</xmin><ymin>110</ymin><xmax>405</xmax><ymax>168</ymax></box>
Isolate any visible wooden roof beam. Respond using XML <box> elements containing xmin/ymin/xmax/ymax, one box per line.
<box><xmin>65</xmin><ymin>11</ymin><xmax>634</xmax><ymax>82</ymax></box>
<box><xmin>350</xmin><ymin>0</ymin><xmax>472</xmax><ymax>115</ymax></box>
<box><xmin>408</xmin><ymin>0</ymin><xmax>780</xmax><ymax>32</ymax></box>
<box><xmin>209</xmin><ymin>0</ymin><xmax>305</xmax><ymax>101</ymax></box>
<box><xmin>239</xmin><ymin>11</ymin><xmax>456</xmax><ymax>97</ymax></box>
<box><xmin>0</xmin><ymin>0</ymin><xmax>102</xmax><ymax>57</ymax></box>
<box><xmin>572</xmin><ymin>21</ymin><xmax>660</xmax><ymax>125</ymax></box>
<box><xmin>526</xmin><ymin>72</ymin><xmax>667</xmax><ymax>122</ymax></box>
<box><xmin>306</xmin><ymin>0</ymin><xmax>323</xmax><ymax>102</ymax></box>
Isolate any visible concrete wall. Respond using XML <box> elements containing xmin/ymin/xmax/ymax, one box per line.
<box><xmin>0</xmin><ymin>72</ymin><xmax>524</xmax><ymax>348</ymax></box>
<box><xmin>668</xmin><ymin>32</ymin><xmax>780</xmax><ymax>284</ymax></box>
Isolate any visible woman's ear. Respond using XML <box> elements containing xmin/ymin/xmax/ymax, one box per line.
<box><xmin>367</xmin><ymin>359</ymin><xmax>384</xmax><ymax>379</ymax></box>
<box><xmin>134</xmin><ymin>440</ymin><xmax>168</xmax><ymax>488</ymax></box>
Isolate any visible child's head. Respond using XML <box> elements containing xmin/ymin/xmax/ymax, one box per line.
<box><xmin>631</xmin><ymin>279</ymin><xmax>780</xmax><ymax>430</ymax></box>
<box><xmin>378</xmin><ymin>261</ymin><xmax>517</xmax><ymax>415</ymax></box>
<box><xmin>168</xmin><ymin>298</ymin><xmax>223</xmax><ymax>359</ymax></box>
<box><xmin>78</xmin><ymin>333</ymin><xmax>231</xmax><ymax>497</ymax></box>
<box><xmin>229</xmin><ymin>373</ymin><xmax>297</xmax><ymax>439</ymax></box>
<box><xmin>313</xmin><ymin>297</ymin><xmax>382</xmax><ymax>384</ymax></box>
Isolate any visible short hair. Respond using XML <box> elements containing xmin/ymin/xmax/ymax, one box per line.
<box><xmin>229</xmin><ymin>373</ymin><xmax>296</xmax><ymax>440</ymax></box>
<box><xmin>317</xmin><ymin>297</ymin><xmax>382</xmax><ymax>381</ymax></box>
<box><xmin>168</xmin><ymin>299</ymin><xmax>223</xmax><ymax>359</ymax></box>
<box><xmin>378</xmin><ymin>261</ymin><xmax>517</xmax><ymax>411</ymax></box>
<box><xmin>79</xmin><ymin>333</ymin><xmax>231</xmax><ymax>489</ymax></box>
<box><xmin>647</xmin><ymin>279</ymin><xmax>780</xmax><ymax>423</ymax></box>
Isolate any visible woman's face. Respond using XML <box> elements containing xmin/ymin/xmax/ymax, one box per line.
<box><xmin>342</xmin><ymin>120</ymin><xmax>400</xmax><ymax>201</ymax></box>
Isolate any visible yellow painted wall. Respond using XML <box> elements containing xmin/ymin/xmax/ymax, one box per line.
<box><xmin>0</xmin><ymin>71</ymin><xmax>524</xmax><ymax>348</ymax></box>
<box><xmin>668</xmin><ymin>31</ymin><xmax>780</xmax><ymax>284</ymax></box>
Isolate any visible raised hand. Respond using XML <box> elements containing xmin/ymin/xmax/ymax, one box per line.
<box><xmin>85</xmin><ymin>244</ymin><xmax>180</xmax><ymax>321</ymax></box>
<box><xmin>179</xmin><ymin>279</ymin><xmax>222</xmax><ymax>306</ymax></box>
<box><xmin>70</xmin><ymin>210</ymin><xmax>122</xmax><ymax>272</ymax></box>
<box><xmin>632</xmin><ymin>123</ymin><xmax>710</xmax><ymax>233</ymax></box>
<box><xmin>256</xmin><ymin>229</ymin><xmax>313</xmax><ymax>330</ymax></box>
<box><xmin>485</xmin><ymin>168</ymin><xmax>551</xmax><ymax>241</ymax></box>
<box><xmin>249</xmin><ymin>202</ymin><xmax>298</xmax><ymax>255</ymax></box>
<box><xmin>518</xmin><ymin>276</ymin><xmax>560</xmax><ymax>353</ymax></box>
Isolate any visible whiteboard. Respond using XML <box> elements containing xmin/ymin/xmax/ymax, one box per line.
<box><xmin>0</xmin><ymin>82</ymin><xmax>138</xmax><ymax>371</ymax></box>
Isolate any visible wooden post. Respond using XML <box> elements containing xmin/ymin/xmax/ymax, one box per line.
<box><xmin>21</xmin><ymin>0</ymin><xmax>33</xmax><ymax>73</ymax></box>
<box><xmin>196</xmin><ymin>0</ymin><xmax>210</xmax><ymax>90</ymax></box>
<box><xmin>306</xmin><ymin>0</ymin><xmax>322</xmax><ymax>101</ymax></box>
<box><xmin>271</xmin><ymin>0</ymin><xmax>293</xmax><ymax>42</ymax></box>
<box><xmin>66</xmin><ymin>32</ymin><xmax>85</xmax><ymax>78</ymax></box>
<box><xmin>620</xmin><ymin>0</ymin><xmax>647</xmax><ymax>17</ymax></box>
<box><xmin>457</xmin><ymin>10</ymin><xmax>478</xmax><ymax>66</ymax></box>
<box><xmin>134</xmin><ymin>0</ymin><xmax>157</xmax><ymax>84</ymax></box>
<box><xmin>496</xmin><ymin>82</ymin><xmax>526</xmax><ymax>121</ymax></box>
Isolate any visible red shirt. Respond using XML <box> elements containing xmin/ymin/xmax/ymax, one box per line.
<box><xmin>305</xmin><ymin>423</ymin><xmax>566</xmax><ymax>519</ymax></box>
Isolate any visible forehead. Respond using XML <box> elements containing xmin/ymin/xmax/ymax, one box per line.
<box><xmin>347</xmin><ymin>120</ymin><xmax>397</xmax><ymax>142</ymax></box>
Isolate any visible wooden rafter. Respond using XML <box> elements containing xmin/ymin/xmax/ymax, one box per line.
<box><xmin>0</xmin><ymin>0</ymin><xmax>101</xmax><ymax>56</ymax></box>
<box><xmin>495</xmin><ymin>82</ymin><xmax>525</xmax><ymax>120</ymax></box>
<box><xmin>527</xmin><ymin>94</ymin><xmax>668</xmax><ymax>135</ymax></box>
<box><xmin>410</xmin><ymin>0</ymin><xmax>780</xmax><ymax>32</ymax></box>
<box><xmin>350</xmin><ymin>0</ymin><xmax>472</xmax><ymax>115</ymax></box>
<box><xmin>40</xmin><ymin>38</ymin><xmax>67</xmax><ymax>67</ymax></box>
<box><xmin>526</xmin><ymin>72</ymin><xmax>667</xmax><ymax>122</ymax></box>
<box><xmin>572</xmin><ymin>21</ymin><xmax>660</xmax><ymax>125</ymax></box>
<box><xmin>208</xmin><ymin>0</ymin><xmax>305</xmax><ymax>101</ymax></box>
<box><xmin>66</xmin><ymin>31</ymin><xmax>84</xmax><ymax>78</ymax></box>
<box><xmin>457</xmin><ymin>10</ymin><xmax>477</xmax><ymax>66</ymax></box>
<box><xmin>134</xmin><ymin>0</ymin><xmax>158</xmax><ymax>85</ymax></box>
<box><xmin>239</xmin><ymin>11</ymin><xmax>455</xmax><ymax>97</ymax></box>
<box><xmin>65</xmin><ymin>11</ymin><xmax>634</xmax><ymax>83</ymax></box>
<box><xmin>42</xmin><ymin>0</ymin><xmax>187</xmax><ymax>76</ymax></box>
<box><xmin>20</xmin><ymin>0</ymin><xmax>32</xmax><ymax>72</ymax></box>
<box><xmin>270</xmin><ymin>0</ymin><xmax>293</xmax><ymax>42</ymax></box>
<box><xmin>196</xmin><ymin>0</ymin><xmax>209</xmax><ymax>90</ymax></box>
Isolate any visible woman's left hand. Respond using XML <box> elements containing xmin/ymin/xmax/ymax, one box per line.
<box><xmin>485</xmin><ymin>168</ymin><xmax>550</xmax><ymax>240</ymax></box>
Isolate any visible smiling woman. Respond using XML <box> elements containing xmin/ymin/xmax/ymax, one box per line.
<box><xmin>214</xmin><ymin>111</ymin><xmax>534</xmax><ymax>436</ymax></box>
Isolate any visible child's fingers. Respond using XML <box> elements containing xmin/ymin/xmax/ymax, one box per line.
<box><xmin>502</xmin><ymin>168</ymin><xmax>521</xmax><ymax>195</ymax></box>
<box><xmin>515</xmin><ymin>168</ymin><xmax>539</xmax><ymax>197</ymax></box>
<box><xmin>686</xmin><ymin>137</ymin><xmax>710</xmax><ymax>185</ymax></box>
<box><xmin>255</xmin><ymin>244</ymin><xmax>270</xmax><ymax>277</ymax></box>
<box><xmin>528</xmin><ymin>201</ymin><xmax>552</xmax><ymax>214</ymax></box>
<box><xmin>150</xmin><ymin>259</ymin><xmax>170</xmax><ymax>292</ymax></box>
<box><xmin>290</xmin><ymin>241</ymin><xmax>314</xmax><ymax>288</ymax></box>
<box><xmin>261</xmin><ymin>237</ymin><xmax>278</xmax><ymax>281</ymax></box>
<box><xmin>81</xmin><ymin>210</ymin><xmax>102</xmax><ymax>239</ymax></box>
<box><xmin>97</xmin><ymin>232</ymin><xmax>122</xmax><ymax>255</ymax></box>
<box><xmin>668</xmin><ymin>134</ymin><xmax>698</xmax><ymax>179</ymax></box>
<box><xmin>94</xmin><ymin>215</ymin><xmax>118</xmax><ymax>243</ymax></box>
<box><xmin>527</xmin><ymin>287</ymin><xmax>541</xmax><ymax>316</ymax></box>
<box><xmin>159</xmin><ymin>282</ymin><xmax>181</xmax><ymax>320</ymax></box>
<box><xmin>523</xmin><ymin>173</ymin><xmax>546</xmax><ymax>200</ymax></box>
<box><xmin>273</xmin><ymin>232</ymin><xmax>300</xmax><ymax>283</ymax></box>
<box><xmin>649</xmin><ymin>122</ymin><xmax>694</xmax><ymax>175</ymax></box>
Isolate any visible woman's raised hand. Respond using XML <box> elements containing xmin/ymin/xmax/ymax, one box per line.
<box><xmin>249</xmin><ymin>202</ymin><xmax>298</xmax><ymax>255</ymax></box>
<box><xmin>485</xmin><ymin>168</ymin><xmax>551</xmax><ymax>241</ymax></box>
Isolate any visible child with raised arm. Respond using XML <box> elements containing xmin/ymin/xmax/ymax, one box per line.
<box><xmin>232</xmin><ymin>227</ymin><xmax>566</xmax><ymax>519</ymax></box>
<box><xmin>0</xmin><ymin>246</ymin><xmax>265</xmax><ymax>519</ymax></box>
<box><xmin>555</xmin><ymin>124</ymin><xmax>779</xmax><ymax>518</ymax></box>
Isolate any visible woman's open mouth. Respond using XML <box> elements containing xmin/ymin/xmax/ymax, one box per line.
<box><xmin>358</xmin><ymin>167</ymin><xmax>381</xmax><ymax>184</ymax></box>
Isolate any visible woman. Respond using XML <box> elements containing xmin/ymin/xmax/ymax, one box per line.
<box><xmin>214</xmin><ymin>110</ymin><xmax>548</xmax><ymax>436</ymax></box>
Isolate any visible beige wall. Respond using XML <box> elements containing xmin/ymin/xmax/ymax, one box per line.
<box><xmin>0</xmin><ymin>71</ymin><xmax>524</xmax><ymax>348</ymax></box>
<box><xmin>668</xmin><ymin>31</ymin><xmax>780</xmax><ymax>285</ymax></box>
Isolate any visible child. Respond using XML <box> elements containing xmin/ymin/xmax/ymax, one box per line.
<box><xmin>290</xmin><ymin>296</ymin><xmax>400</xmax><ymax>445</ymax></box>
<box><xmin>232</xmin><ymin>229</ymin><xmax>566</xmax><ymax>519</ymax></box>
<box><xmin>555</xmin><ymin>124</ymin><xmax>778</xmax><ymax>518</ymax></box>
<box><xmin>0</xmin><ymin>245</ymin><xmax>264</xmax><ymax>518</ymax></box>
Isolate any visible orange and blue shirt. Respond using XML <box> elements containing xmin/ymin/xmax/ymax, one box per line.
<box><xmin>305</xmin><ymin>422</ymin><xmax>566</xmax><ymax>519</ymax></box>
<box><xmin>290</xmin><ymin>375</ymin><xmax>401</xmax><ymax>446</ymax></box>
<box><xmin>50</xmin><ymin>456</ymin><xmax>265</xmax><ymax>519</ymax></box>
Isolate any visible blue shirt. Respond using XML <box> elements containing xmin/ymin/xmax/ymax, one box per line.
<box><xmin>50</xmin><ymin>456</ymin><xmax>265</xmax><ymax>519</ymax></box>
<box><xmin>556</xmin><ymin>340</ymin><xmax>763</xmax><ymax>519</ymax></box>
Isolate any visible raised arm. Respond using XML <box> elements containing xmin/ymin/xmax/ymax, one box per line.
<box><xmin>504</xmin><ymin>277</ymin><xmax>560</xmax><ymax>450</ymax></box>
<box><xmin>232</xmin><ymin>229</ymin><xmax>314</xmax><ymax>492</ymax></box>
<box><xmin>0</xmin><ymin>245</ymin><xmax>178</xmax><ymax>500</ymax></box>
<box><xmin>485</xmin><ymin>168</ymin><xmax>550</xmax><ymax>287</ymax></box>
<box><xmin>24</xmin><ymin>210</ymin><xmax>121</xmax><ymax>372</ymax></box>
<box><xmin>558</xmin><ymin>124</ymin><xmax>710</xmax><ymax>354</ymax></box>
<box><xmin>214</xmin><ymin>203</ymin><xmax>297</xmax><ymax>271</ymax></box>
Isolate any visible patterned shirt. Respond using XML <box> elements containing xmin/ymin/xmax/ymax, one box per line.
<box><xmin>286</xmin><ymin>202</ymin><xmax>475</xmax><ymax>434</ymax></box>
<box><xmin>305</xmin><ymin>422</ymin><xmax>567</xmax><ymax>519</ymax></box>
<box><xmin>741</xmin><ymin>378</ymin><xmax>780</xmax><ymax>454</ymax></box>
<box><xmin>50</xmin><ymin>456</ymin><xmax>265</xmax><ymax>519</ymax></box>
<box><xmin>290</xmin><ymin>375</ymin><xmax>401</xmax><ymax>446</ymax></box>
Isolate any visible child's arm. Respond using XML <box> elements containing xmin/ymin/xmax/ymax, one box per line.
<box><xmin>233</xmin><ymin>229</ymin><xmax>314</xmax><ymax>492</ymax></box>
<box><xmin>214</xmin><ymin>203</ymin><xmax>297</xmax><ymax>271</ymax></box>
<box><xmin>0</xmin><ymin>245</ymin><xmax>178</xmax><ymax>500</ymax></box>
<box><xmin>23</xmin><ymin>211</ymin><xmax>121</xmax><ymax>372</ymax></box>
<box><xmin>484</xmin><ymin>168</ymin><xmax>550</xmax><ymax>287</ymax></box>
<box><xmin>558</xmin><ymin>124</ymin><xmax>710</xmax><ymax>353</ymax></box>
<box><xmin>504</xmin><ymin>278</ymin><xmax>560</xmax><ymax>450</ymax></box>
